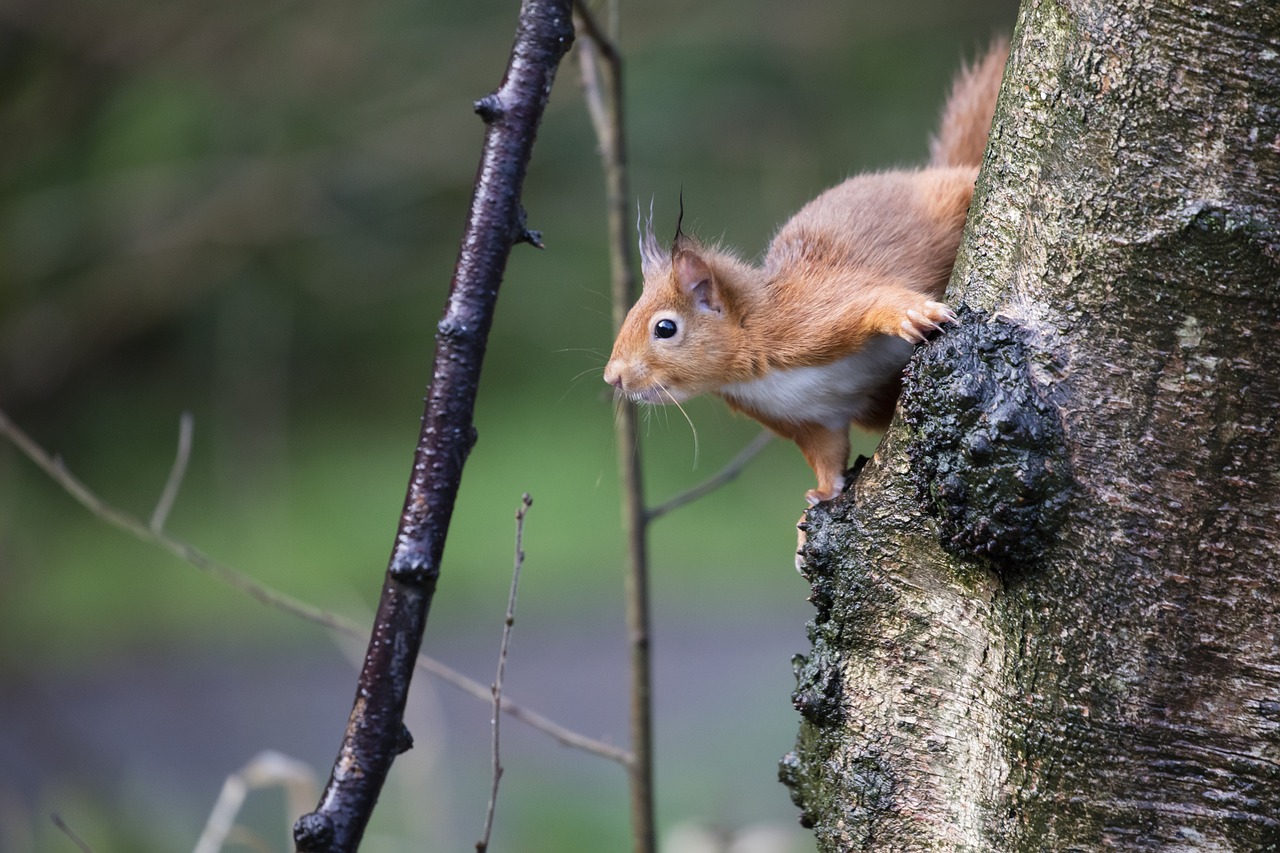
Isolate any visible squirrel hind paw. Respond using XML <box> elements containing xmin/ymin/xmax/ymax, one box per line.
<box><xmin>804</xmin><ymin>481</ymin><xmax>844</xmax><ymax>507</ymax></box>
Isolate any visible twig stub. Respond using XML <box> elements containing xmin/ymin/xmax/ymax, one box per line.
<box><xmin>474</xmin><ymin>92</ymin><xmax>505</xmax><ymax>123</ymax></box>
<box><xmin>293</xmin><ymin>813</ymin><xmax>336</xmax><ymax>853</ymax></box>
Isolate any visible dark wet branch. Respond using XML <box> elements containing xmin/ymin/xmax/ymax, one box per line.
<box><xmin>293</xmin><ymin>3</ymin><xmax>574</xmax><ymax>851</ymax></box>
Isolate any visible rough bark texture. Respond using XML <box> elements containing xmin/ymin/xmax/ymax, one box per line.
<box><xmin>782</xmin><ymin>0</ymin><xmax>1280</xmax><ymax>850</ymax></box>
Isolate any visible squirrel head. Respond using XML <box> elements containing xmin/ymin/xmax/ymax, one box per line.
<box><xmin>604</xmin><ymin>210</ymin><xmax>754</xmax><ymax>403</ymax></box>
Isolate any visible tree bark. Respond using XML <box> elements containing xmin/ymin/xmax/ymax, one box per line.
<box><xmin>782</xmin><ymin>0</ymin><xmax>1280</xmax><ymax>850</ymax></box>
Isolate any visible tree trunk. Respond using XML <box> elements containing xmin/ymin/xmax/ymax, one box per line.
<box><xmin>782</xmin><ymin>1</ymin><xmax>1280</xmax><ymax>850</ymax></box>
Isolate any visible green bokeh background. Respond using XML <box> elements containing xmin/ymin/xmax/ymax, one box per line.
<box><xmin>0</xmin><ymin>0</ymin><xmax>1017</xmax><ymax>850</ymax></box>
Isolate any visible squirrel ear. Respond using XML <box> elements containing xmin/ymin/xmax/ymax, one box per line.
<box><xmin>673</xmin><ymin>250</ymin><xmax>723</xmax><ymax>314</ymax></box>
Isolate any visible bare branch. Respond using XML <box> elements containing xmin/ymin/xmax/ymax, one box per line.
<box><xmin>50</xmin><ymin>815</ymin><xmax>95</xmax><ymax>853</ymax></box>
<box><xmin>0</xmin><ymin>406</ymin><xmax>358</xmax><ymax>635</ymax></box>
<box><xmin>194</xmin><ymin>751</ymin><xmax>318</xmax><ymax>853</ymax></box>
<box><xmin>0</xmin><ymin>407</ymin><xmax>629</xmax><ymax>767</ymax></box>
<box><xmin>575</xmin><ymin>4</ymin><xmax>620</xmax><ymax>173</ymax></box>
<box><xmin>150</xmin><ymin>410</ymin><xmax>194</xmax><ymax>533</ymax></box>
<box><xmin>573</xmin><ymin>3</ymin><xmax>657</xmax><ymax>852</ymax></box>
<box><xmin>419</xmin><ymin>650</ymin><xmax>630</xmax><ymax>765</ymax></box>
<box><xmin>646</xmin><ymin>431</ymin><xmax>773</xmax><ymax>522</ymax></box>
<box><xmin>296</xmin><ymin>4</ymin><xmax>576</xmax><ymax>849</ymax></box>
<box><xmin>496</xmin><ymin>692</ymin><xmax>630</xmax><ymax>764</ymax></box>
<box><xmin>476</xmin><ymin>494</ymin><xmax>534</xmax><ymax>853</ymax></box>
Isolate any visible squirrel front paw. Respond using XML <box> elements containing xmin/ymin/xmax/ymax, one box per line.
<box><xmin>897</xmin><ymin>300</ymin><xmax>957</xmax><ymax>343</ymax></box>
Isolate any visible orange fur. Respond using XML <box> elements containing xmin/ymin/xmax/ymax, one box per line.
<box><xmin>605</xmin><ymin>39</ymin><xmax>1008</xmax><ymax>509</ymax></box>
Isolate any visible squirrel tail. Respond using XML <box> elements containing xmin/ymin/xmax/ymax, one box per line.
<box><xmin>928</xmin><ymin>37</ymin><xmax>1010</xmax><ymax>169</ymax></box>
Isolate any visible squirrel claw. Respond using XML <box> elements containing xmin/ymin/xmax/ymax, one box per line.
<box><xmin>924</xmin><ymin>301</ymin><xmax>958</xmax><ymax>324</ymax></box>
<box><xmin>898</xmin><ymin>301</ymin><xmax>956</xmax><ymax>342</ymax></box>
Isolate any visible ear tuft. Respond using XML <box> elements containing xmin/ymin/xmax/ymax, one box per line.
<box><xmin>637</xmin><ymin>198</ymin><xmax>666</xmax><ymax>278</ymax></box>
<box><xmin>670</xmin><ymin>190</ymin><xmax>695</xmax><ymax>257</ymax></box>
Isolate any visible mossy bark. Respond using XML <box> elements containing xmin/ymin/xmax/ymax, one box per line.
<box><xmin>782</xmin><ymin>0</ymin><xmax>1280</xmax><ymax>850</ymax></box>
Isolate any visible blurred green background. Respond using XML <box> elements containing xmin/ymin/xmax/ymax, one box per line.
<box><xmin>0</xmin><ymin>0</ymin><xmax>1017</xmax><ymax>850</ymax></box>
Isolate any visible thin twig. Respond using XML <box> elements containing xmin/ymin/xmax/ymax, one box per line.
<box><xmin>425</xmin><ymin>655</ymin><xmax>630</xmax><ymax>765</ymax></box>
<box><xmin>646</xmin><ymin>430</ymin><xmax>773</xmax><ymax>522</ymax></box>
<box><xmin>573</xmin><ymin>4</ymin><xmax>657</xmax><ymax>852</ymax></box>
<box><xmin>575</xmin><ymin>6</ymin><xmax>620</xmax><ymax>171</ymax></box>
<box><xmin>150</xmin><ymin>410</ymin><xmax>194</xmax><ymax>533</ymax></box>
<box><xmin>0</xmin><ymin>406</ymin><xmax>366</xmax><ymax>634</ymax></box>
<box><xmin>193</xmin><ymin>751</ymin><xmax>318</xmax><ymax>853</ymax></box>
<box><xmin>0</xmin><ymin>407</ymin><xmax>629</xmax><ymax>766</ymax></box>
<box><xmin>476</xmin><ymin>494</ymin><xmax>534</xmax><ymax>853</ymax></box>
<box><xmin>50</xmin><ymin>814</ymin><xmax>95</xmax><ymax>853</ymax></box>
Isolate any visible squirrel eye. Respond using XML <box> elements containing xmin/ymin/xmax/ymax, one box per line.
<box><xmin>653</xmin><ymin>318</ymin><xmax>678</xmax><ymax>339</ymax></box>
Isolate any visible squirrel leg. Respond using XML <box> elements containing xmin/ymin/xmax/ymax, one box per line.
<box><xmin>791</xmin><ymin>423</ymin><xmax>852</xmax><ymax>506</ymax></box>
<box><xmin>746</xmin><ymin>415</ymin><xmax>852</xmax><ymax>505</ymax></box>
<box><xmin>745</xmin><ymin>417</ymin><xmax>850</xmax><ymax>570</ymax></box>
<box><xmin>861</xmin><ymin>287</ymin><xmax>958</xmax><ymax>343</ymax></box>
<box><xmin>794</xmin><ymin>424</ymin><xmax>849</xmax><ymax>570</ymax></box>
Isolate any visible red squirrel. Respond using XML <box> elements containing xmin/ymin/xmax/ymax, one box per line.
<box><xmin>605</xmin><ymin>40</ymin><xmax>1008</xmax><ymax>511</ymax></box>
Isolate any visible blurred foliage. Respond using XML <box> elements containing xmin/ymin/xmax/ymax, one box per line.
<box><xmin>0</xmin><ymin>0</ymin><xmax>1017</xmax><ymax>850</ymax></box>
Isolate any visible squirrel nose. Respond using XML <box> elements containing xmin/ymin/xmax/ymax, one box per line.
<box><xmin>603</xmin><ymin>362</ymin><xmax>623</xmax><ymax>388</ymax></box>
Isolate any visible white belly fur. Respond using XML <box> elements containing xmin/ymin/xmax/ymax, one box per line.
<box><xmin>718</xmin><ymin>336</ymin><xmax>912</xmax><ymax>431</ymax></box>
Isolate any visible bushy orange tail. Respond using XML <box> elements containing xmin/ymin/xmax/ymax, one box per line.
<box><xmin>928</xmin><ymin>38</ymin><xmax>1010</xmax><ymax>168</ymax></box>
